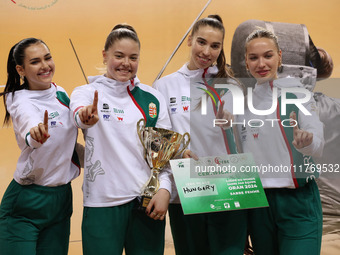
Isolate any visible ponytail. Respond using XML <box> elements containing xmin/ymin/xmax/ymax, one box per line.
<box><xmin>0</xmin><ymin>38</ymin><xmax>45</xmax><ymax>125</ymax></box>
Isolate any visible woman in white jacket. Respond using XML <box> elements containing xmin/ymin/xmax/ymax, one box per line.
<box><xmin>70</xmin><ymin>24</ymin><xmax>172</xmax><ymax>255</ymax></box>
<box><xmin>0</xmin><ymin>38</ymin><xmax>81</xmax><ymax>255</ymax></box>
<box><xmin>241</xmin><ymin>28</ymin><xmax>324</xmax><ymax>255</ymax></box>
<box><xmin>154</xmin><ymin>15</ymin><xmax>247</xmax><ymax>255</ymax></box>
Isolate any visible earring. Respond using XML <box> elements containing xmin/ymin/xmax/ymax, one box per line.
<box><xmin>20</xmin><ymin>75</ymin><xmax>25</xmax><ymax>85</ymax></box>
<box><xmin>245</xmin><ymin>67</ymin><xmax>251</xmax><ymax>77</ymax></box>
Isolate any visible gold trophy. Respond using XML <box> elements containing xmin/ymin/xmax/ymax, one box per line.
<box><xmin>137</xmin><ymin>118</ymin><xmax>190</xmax><ymax>210</ymax></box>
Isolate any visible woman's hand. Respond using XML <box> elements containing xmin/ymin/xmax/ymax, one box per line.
<box><xmin>291</xmin><ymin>111</ymin><xmax>313</xmax><ymax>149</ymax></box>
<box><xmin>145</xmin><ymin>188</ymin><xmax>170</xmax><ymax>221</ymax></box>
<box><xmin>79</xmin><ymin>90</ymin><xmax>99</xmax><ymax>125</ymax></box>
<box><xmin>183</xmin><ymin>149</ymin><xmax>199</xmax><ymax>160</ymax></box>
<box><xmin>215</xmin><ymin>100</ymin><xmax>233</xmax><ymax>129</ymax></box>
<box><xmin>30</xmin><ymin>110</ymin><xmax>50</xmax><ymax>144</ymax></box>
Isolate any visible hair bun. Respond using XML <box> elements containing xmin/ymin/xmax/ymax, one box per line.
<box><xmin>104</xmin><ymin>23</ymin><xmax>140</xmax><ymax>51</ymax></box>
<box><xmin>111</xmin><ymin>24</ymin><xmax>137</xmax><ymax>35</ymax></box>
<box><xmin>207</xmin><ymin>14</ymin><xmax>223</xmax><ymax>24</ymax></box>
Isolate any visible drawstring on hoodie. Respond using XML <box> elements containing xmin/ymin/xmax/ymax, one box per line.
<box><xmin>269</xmin><ymin>79</ymin><xmax>298</xmax><ymax>188</ymax></box>
<box><xmin>202</xmin><ymin>68</ymin><xmax>223</xmax><ymax>106</ymax></box>
<box><xmin>202</xmin><ymin>68</ymin><xmax>231</xmax><ymax>154</ymax></box>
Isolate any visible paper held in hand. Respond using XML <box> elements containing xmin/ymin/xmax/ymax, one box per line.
<box><xmin>170</xmin><ymin>153</ymin><xmax>268</xmax><ymax>215</ymax></box>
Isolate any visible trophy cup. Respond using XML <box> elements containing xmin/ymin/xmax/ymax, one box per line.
<box><xmin>136</xmin><ymin>118</ymin><xmax>190</xmax><ymax>210</ymax></box>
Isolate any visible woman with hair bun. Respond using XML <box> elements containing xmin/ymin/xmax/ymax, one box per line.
<box><xmin>70</xmin><ymin>24</ymin><xmax>172</xmax><ymax>255</ymax></box>
<box><xmin>154</xmin><ymin>15</ymin><xmax>247</xmax><ymax>255</ymax></box>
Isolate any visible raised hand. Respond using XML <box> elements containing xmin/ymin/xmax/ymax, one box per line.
<box><xmin>290</xmin><ymin>111</ymin><xmax>313</xmax><ymax>149</ymax></box>
<box><xmin>79</xmin><ymin>90</ymin><xmax>99</xmax><ymax>125</ymax></box>
<box><xmin>215</xmin><ymin>100</ymin><xmax>233</xmax><ymax>129</ymax></box>
<box><xmin>30</xmin><ymin>110</ymin><xmax>50</xmax><ymax>144</ymax></box>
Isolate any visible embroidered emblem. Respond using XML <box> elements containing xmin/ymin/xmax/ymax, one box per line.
<box><xmin>149</xmin><ymin>102</ymin><xmax>157</xmax><ymax>118</ymax></box>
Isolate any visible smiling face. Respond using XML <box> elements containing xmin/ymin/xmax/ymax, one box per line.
<box><xmin>103</xmin><ymin>38</ymin><xmax>140</xmax><ymax>82</ymax></box>
<box><xmin>245</xmin><ymin>37</ymin><xmax>282</xmax><ymax>84</ymax></box>
<box><xmin>16</xmin><ymin>42</ymin><xmax>55</xmax><ymax>90</ymax></box>
<box><xmin>187</xmin><ymin>25</ymin><xmax>223</xmax><ymax>70</ymax></box>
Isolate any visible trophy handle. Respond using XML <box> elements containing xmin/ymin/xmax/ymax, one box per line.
<box><xmin>137</xmin><ymin>118</ymin><xmax>147</xmax><ymax>151</ymax></box>
<box><xmin>173</xmin><ymin>132</ymin><xmax>191</xmax><ymax>158</ymax></box>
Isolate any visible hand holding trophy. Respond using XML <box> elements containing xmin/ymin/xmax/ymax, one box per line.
<box><xmin>136</xmin><ymin>118</ymin><xmax>190</xmax><ymax>210</ymax></box>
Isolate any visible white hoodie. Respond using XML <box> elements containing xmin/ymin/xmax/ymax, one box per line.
<box><xmin>70</xmin><ymin>75</ymin><xmax>172</xmax><ymax>207</ymax></box>
<box><xmin>238</xmin><ymin>78</ymin><xmax>324</xmax><ymax>189</ymax></box>
<box><xmin>154</xmin><ymin>64</ymin><xmax>239</xmax><ymax>202</ymax></box>
<box><xmin>6</xmin><ymin>84</ymin><xmax>80</xmax><ymax>187</ymax></box>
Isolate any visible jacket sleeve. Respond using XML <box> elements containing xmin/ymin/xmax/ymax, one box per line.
<box><xmin>154</xmin><ymin>89</ymin><xmax>172</xmax><ymax>130</ymax></box>
<box><xmin>152</xmin><ymin>83</ymin><xmax>172</xmax><ymax>193</ymax></box>
<box><xmin>296</xmin><ymin>94</ymin><xmax>325</xmax><ymax>157</ymax></box>
<box><xmin>159</xmin><ymin>99</ymin><xmax>173</xmax><ymax>193</ymax></box>
<box><xmin>70</xmin><ymin>85</ymin><xmax>96</xmax><ymax>129</ymax></box>
<box><xmin>7</xmin><ymin>97</ymin><xmax>44</xmax><ymax>149</ymax></box>
<box><xmin>158</xmin><ymin>164</ymin><xmax>173</xmax><ymax>194</ymax></box>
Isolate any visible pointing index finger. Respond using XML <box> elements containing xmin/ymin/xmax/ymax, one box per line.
<box><xmin>290</xmin><ymin>111</ymin><xmax>298</xmax><ymax>130</ymax></box>
<box><xmin>217</xmin><ymin>100</ymin><xmax>225</xmax><ymax>118</ymax></box>
<box><xmin>44</xmin><ymin>110</ymin><xmax>49</xmax><ymax>130</ymax></box>
<box><xmin>92</xmin><ymin>90</ymin><xmax>98</xmax><ymax>112</ymax></box>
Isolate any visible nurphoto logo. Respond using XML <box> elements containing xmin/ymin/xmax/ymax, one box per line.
<box><xmin>200</xmin><ymin>84</ymin><xmax>313</xmax><ymax>128</ymax></box>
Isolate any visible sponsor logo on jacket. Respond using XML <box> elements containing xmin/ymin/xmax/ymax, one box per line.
<box><xmin>49</xmin><ymin>120</ymin><xmax>64</xmax><ymax>128</ymax></box>
<box><xmin>113</xmin><ymin>108</ymin><xmax>124</xmax><ymax>114</ymax></box>
<box><xmin>49</xmin><ymin>111</ymin><xmax>59</xmax><ymax>119</ymax></box>
<box><xmin>112</xmin><ymin>107</ymin><xmax>125</xmax><ymax>122</ymax></box>
<box><xmin>103</xmin><ymin>114</ymin><xmax>111</xmax><ymax>121</ymax></box>
<box><xmin>181</xmin><ymin>96</ymin><xmax>191</xmax><ymax>102</ymax></box>
<box><xmin>101</xmin><ymin>103</ymin><xmax>111</xmax><ymax>113</ymax></box>
<box><xmin>170</xmin><ymin>97</ymin><xmax>176</xmax><ymax>104</ymax></box>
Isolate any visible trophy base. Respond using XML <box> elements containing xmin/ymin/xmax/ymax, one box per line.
<box><xmin>134</xmin><ymin>195</ymin><xmax>152</xmax><ymax>211</ymax></box>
